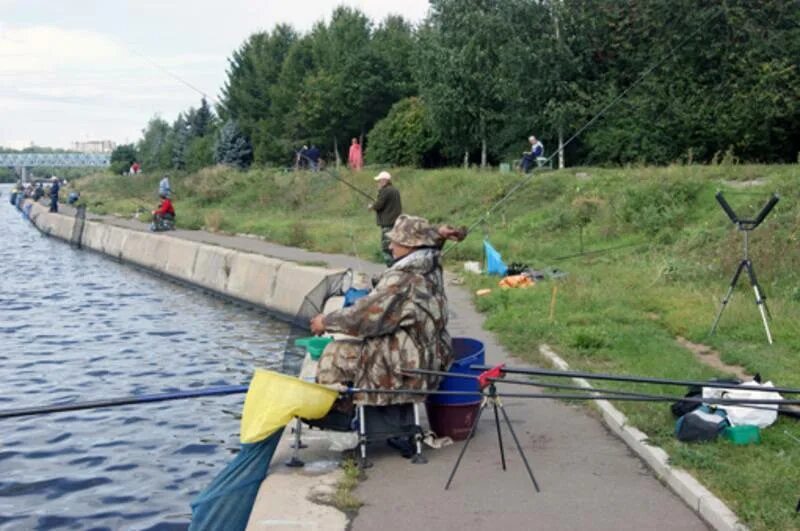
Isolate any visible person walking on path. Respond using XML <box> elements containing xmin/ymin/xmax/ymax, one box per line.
<box><xmin>159</xmin><ymin>176</ymin><xmax>171</xmax><ymax>198</ymax></box>
<box><xmin>48</xmin><ymin>177</ymin><xmax>60</xmax><ymax>213</ymax></box>
<box><xmin>368</xmin><ymin>171</ymin><xmax>402</xmax><ymax>266</ymax></box>
<box><xmin>348</xmin><ymin>138</ymin><xmax>363</xmax><ymax>171</ymax></box>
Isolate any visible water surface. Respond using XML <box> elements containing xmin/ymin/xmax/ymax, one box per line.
<box><xmin>0</xmin><ymin>188</ymin><xmax>298</xmax><ymax>529</ymax></box>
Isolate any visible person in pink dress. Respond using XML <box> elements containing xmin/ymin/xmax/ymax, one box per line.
<box><xmin>348</xmin><ymin>137</ymin><xmax>363</xmax><ymax>171</ymax></box>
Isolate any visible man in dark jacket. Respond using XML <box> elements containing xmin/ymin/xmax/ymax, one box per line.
<box><xmin>368</xmin><ymin>171</ymin><xmax>402</xmax><ymax>266</ymax></box>
<box><xmin>48</xmin><ymin>177</ymin><xmax>60</xmax><ymax>213</ymax></box>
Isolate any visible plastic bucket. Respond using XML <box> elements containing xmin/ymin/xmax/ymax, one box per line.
<box><xmin>428</xmin><ymin>337</ymin><xmax>485</xmax><ymax>406</ymax></box>
<box><xmin>426</xmin><ymin>400</ymin><xmax>481</xmax><ymax>441</ymax></box>
<box><xmin>294</xmin><ymin>336</ymin><xmax>334</xmax><ymax>361</ymax></box>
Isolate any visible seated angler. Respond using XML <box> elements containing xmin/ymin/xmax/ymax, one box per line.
<box><xmin>520</xmin><ymin>135</ymin><xmax>544</xmax><ymax>173</ymax></box>
<box><xmin>310</xmin><ymin>214</ymin><xmax>467</xmax><ymax>409</ymax></box>
<box><xmin>150</xmin><ymin>193</ymin><xmax>176</xmax><ymax>231</ymax></box>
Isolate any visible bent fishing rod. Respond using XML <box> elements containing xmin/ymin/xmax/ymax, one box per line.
<box><xmin>442</xmin><ymin>6</ymin><xmax>725</xmax><ymax>257</ymax></box>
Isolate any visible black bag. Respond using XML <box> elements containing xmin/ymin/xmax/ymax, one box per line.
<box><xmin>675</xmin><ymin>406</ymin><xmax>729</xmax><ymax>442</ymax></box>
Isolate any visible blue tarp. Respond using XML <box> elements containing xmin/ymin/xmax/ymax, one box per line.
<box><xmin>189</xmin><ymin>428</ymin><xmax>284</xmax><ymax>531</ymax></box>
<box><xmin>484</xmin><ymin>240</ymin><xmax>508</xmax><ymax>276</ymax></box>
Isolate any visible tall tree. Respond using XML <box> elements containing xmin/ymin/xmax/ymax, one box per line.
<box><xmin>417</xmin><ymin>0</ymin><xmax>515</xmax><ymax>167</ymax></box>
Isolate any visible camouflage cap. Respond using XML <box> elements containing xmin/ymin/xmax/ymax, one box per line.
<box><xmin>386</xmin><ymin>214</ymin><xmax>438</xmax><ymax>247</ymax></box>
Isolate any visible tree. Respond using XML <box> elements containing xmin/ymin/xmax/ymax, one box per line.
<box><xmin>137</xmin><ymin>116</ymin><xmax>173</xmax><ymax>171</ymax></box>
<box><xmin>416</xmin><ymin>0</ymin><xmax>516</xmax><ymax>167</ymax></box>
<box><xmin>171</xmin><ymin>113</ymin><xmax>190</xmax><ymax>169</ymax></box>
<box><xmin>214</xmin><ymin>120</ymin><xmax>253</xmax><ymax>168</ymax></box>
<box><xmin>366</xmin><ymin>97</ymin><xmax>439</xmax><ymax>166</ymax></box>
<box><xmin>110</xmin><ymin>144</ymin><xmax>137</xmax><ymax>175</ymax></box>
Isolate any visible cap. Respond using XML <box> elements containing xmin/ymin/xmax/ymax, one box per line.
<box><xmin>373</xmin><ymin>171</ymin><xmax>392</xmax><ymax>181</ymax></box>
<box><xmin>386</xmin><ymin>214</ymin><xmax>439</xmax><ymax>248</ymax></box>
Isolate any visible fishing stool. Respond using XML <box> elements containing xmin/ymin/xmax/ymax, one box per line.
<box><xmin>287</xmin><ymin>402</ymin><xmax>426</xmax><ymax>469</ymax></box>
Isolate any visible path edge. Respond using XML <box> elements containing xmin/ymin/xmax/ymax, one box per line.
<box><xmin>539</xmin><ymin>344</ymin><xmax>748</xmax><ymax>531</ymax></box>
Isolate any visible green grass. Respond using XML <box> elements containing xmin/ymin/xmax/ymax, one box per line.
<box><xmin>74</xmin><ymin>163</ymin><xmax>800</xmax><ymax>530</ymax></box>
<box><xmin>334</xmin><ymin>458</ymin><xmax>363</xmax><ymax>513</ymax></box>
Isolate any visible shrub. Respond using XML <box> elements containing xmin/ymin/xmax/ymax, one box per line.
<box><xmin>366</xmin><ymin>97</ymin><xmax>439</xmax><ymax>167</ymax></box>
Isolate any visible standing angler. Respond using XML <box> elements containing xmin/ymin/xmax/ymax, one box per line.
<box><xmin>368</xmin><ymin>171</ymin><xmax>402</xmax><ymax>266</ymax></box>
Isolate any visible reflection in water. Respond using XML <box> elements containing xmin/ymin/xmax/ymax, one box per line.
<box><xmin>0</xmin><ymin>190</ymin><xmax>301</xmax><ymax>529</ymax></box>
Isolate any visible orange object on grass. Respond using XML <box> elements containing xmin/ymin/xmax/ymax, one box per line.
<box><xmin>498</xmin><ymin>274</ymin><xmax>535</xmax><ymax>289</ymax></box>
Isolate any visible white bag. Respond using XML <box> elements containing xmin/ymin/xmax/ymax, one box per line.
<box><xmin>703</xmin><ymin>381</ymin><xmax>782</xmax><ymax>428</ymax></box>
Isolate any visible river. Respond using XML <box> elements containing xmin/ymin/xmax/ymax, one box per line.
<box><xmin>0</xmin><ymin>186</ymin><xmax>299</xmax><ymax>530</ymax></box>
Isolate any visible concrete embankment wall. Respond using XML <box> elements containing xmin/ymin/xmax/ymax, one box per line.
<box><xmin>24</xmin><ymin>201</ymin><xmax>341</xmax><ymax>321</ymax></box>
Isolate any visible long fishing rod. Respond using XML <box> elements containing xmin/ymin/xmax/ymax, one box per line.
<box><xmin>442</xmin><ymin>6</ymin><xmax>725</xmax><ymax>257</ymax></box>
<box><xmin>298</xmin><ymin>153</ymin><xmax>375</xmax><ymax>202</ymax></box>
<box><xmin>475</xmin><ymin>364</ymin><xmax>800</xmax><ymax>396</ymax></box>
<box><xmin>404</xmin><ymin>368</ymin><xmax>785</xmax><ymax>413</ymax></box>
<box><xmin>346</xmin><ymin>386</ymin><xmax>799</xmax><ymax>406</ymax></box>
<box><xmin>3</xmin><ymin>378</ymin><xmax>796</xmax><ymax>421</ymax></box>
<box><xmin>0</xmin><ymin>385</ymin><xmax>248</xmax><ymax>420</ymax></box>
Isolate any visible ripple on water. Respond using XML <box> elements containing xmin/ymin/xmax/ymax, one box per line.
<box><xmin>1</xmin><ymin>193</ymin><xmax>290</xmax><ymax>529</ymax></box>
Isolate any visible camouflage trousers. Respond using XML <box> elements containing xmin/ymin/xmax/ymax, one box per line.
<box><xmin>316</xmin><ymin>339</ymin><xmax>428</xmax><ymax>405</ymax></box>
<box><xmin>380</xmin><ymin>226</ymin><xmax>393</xmax><ymax>266</ymax></box>
<box><xmin>317</xmin><ymin>339</ymin><xmax>362</xmax><ymax>387</ymax></box>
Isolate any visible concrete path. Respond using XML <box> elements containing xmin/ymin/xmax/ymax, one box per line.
<box><xmin>63</xmin><ymin>209</ymin><xmax>709</xmax><ymax>530</ymax></box>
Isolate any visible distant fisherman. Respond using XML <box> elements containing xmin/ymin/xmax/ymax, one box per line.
<box><xmin>159</xmin><ymin>175</ymin><xmax>171</xmax><ymax>198</ymax></box>
<box><xmin>368</xmin><ymin>171</ymin><xmax>402</xmax><ymax>266</ymax></box>
<box><xmin>48</xmin><ymin>176</ymin><xmax>60</xmax><ymax>213</ymax></box>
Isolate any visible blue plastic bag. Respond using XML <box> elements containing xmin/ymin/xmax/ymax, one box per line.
<box><xmin>484</xmin><ymin>240</ymin><xmax>508</xmax><ymax>276</ymax></box>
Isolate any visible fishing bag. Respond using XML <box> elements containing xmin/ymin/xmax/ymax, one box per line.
<box><xmin>675</xmin><ymin>406</ymin><xmax>729</xmax><ymax>442</ymax></box>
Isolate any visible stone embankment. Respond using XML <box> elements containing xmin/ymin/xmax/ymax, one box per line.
<box><xmin>24</xmin><ymin>200</ymin><xmax>339</xmax><ymax>320</ymax></box>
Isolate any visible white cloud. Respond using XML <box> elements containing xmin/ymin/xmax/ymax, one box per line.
<box><xmin>0</xmin><ymin>25</ymin><xmax>126</xmax><ymax>72</ymax></box>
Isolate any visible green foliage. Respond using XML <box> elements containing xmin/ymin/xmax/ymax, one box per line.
<box><xmin>137</xmin><ymin>116</ymin><xmax>172</xmax><ymax>171</ymax></box>
<box><xmin>214</xmin><ymin>120</ymin><xmax>253</xmax><ymax>169</ymax></box>
<box><xmin>366</xmin><ymin>97</ymin><xmax>438</xmax><ymax>166</ymax></box>
<box><xmin>109</xmin><ymin>144</ymin><xmax>137</xmax><ymax>175</ymax></box>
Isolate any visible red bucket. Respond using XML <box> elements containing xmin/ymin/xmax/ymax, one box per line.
<box><xmin>425</xmin><ymin>400</ymin><xmax>481</xmax><ymax>441</ymax></box>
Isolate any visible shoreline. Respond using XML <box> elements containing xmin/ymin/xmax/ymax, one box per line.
<box><xmin>19</xmin><ymin>199</ymin><xmax>740</xmax><ymax>530</ymax></box>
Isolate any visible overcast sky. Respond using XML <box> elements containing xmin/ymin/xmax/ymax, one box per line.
<box><xmin>0</xmin><ymin>0</ymin><xmax>430</xmax><ymax>150</ymax></box>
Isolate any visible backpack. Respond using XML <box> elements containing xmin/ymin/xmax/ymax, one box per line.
<box><xmin>675</xmin><ymin>406</ymin><xmax>729</xmax><ymax>442</ymax></box>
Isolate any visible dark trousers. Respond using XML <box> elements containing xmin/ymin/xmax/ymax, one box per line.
<box><xmin>49</xmin><ymin>197</ymin><xmax>58</xmax><ymax>213</ymax></box>
<box><xmin>521</xmin><ymin>154</ymin><xmax>535</xmax><ymax>173</ymax></box>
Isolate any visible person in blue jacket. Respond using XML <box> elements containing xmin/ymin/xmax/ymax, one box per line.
<box><xmin>48</xmin><ymin>177</ymin><xmax>60</xmax><ymax>213</ymax></box>
<box><xmin>521</xmin><ymin>135</ymin><xmax>544</xmax><ymax>173</ymax></box>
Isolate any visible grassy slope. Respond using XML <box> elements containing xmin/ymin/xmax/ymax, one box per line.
<box><xmin>76</xmin><ymin>164</ymin><xmax>800</xmax><ymax>530</ymax></box>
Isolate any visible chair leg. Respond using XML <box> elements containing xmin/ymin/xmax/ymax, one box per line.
<box><xmin>411</xmin><ymin>403</ymin><xmax>427</xmax><ymax>464</ymax></box>
<box><xmin>286</xmin><ymin>418</ymin><xmax>305</xmax><ymax>468</ymax></box>
<box><xmin>357</xmin><ymin>405</ymin><xmax>372</xmax><ymax>469</ymax></box>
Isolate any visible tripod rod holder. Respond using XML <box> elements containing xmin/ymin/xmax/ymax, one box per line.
<box><xmin>715</xmin><ymin>191</ymin><xmax>779</xmax><ymax>231</ymax></box>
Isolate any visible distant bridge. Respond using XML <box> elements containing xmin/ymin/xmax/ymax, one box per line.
<box><xmin>0</xmin><ymin>152</ymin><xmax>111</xmax><ymax>168</ymax></box>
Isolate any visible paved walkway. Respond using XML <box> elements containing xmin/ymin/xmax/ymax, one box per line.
<box><xmin>65</xmin><ymin>208</ymin><xmax>709</xmax><ymax>530</ymax></box>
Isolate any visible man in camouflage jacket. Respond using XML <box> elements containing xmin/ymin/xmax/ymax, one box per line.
<box><xmin>310</xmin><ymin>215</ymin><xmax>466</xmax><ymax>406</ymax></box>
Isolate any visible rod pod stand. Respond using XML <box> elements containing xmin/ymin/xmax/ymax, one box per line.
<box><xmin>709</xmin><ymin>191</ymin><xmax>779</xmax><ymax>344</ymax></box>
<box><xmin>444</xmin><ymin>382</ymin><xmax>540</xmax><ymax>492</ymax></box>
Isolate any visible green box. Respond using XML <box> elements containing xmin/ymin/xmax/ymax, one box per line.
<box><xmin>722</xmin><ymin>425</ymin><xmax>761</xmax><ymax>445</ymax></box>
<box><xmin>294</xmin><ymin>336</ymin><xmax>334</xmax><ymax>360</ymax></box>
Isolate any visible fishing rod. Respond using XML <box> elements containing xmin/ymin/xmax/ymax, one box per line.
<box><xmin>404</xmin><ymin>368</ymin><xmax>786</xmax><ymax>413</ymax></box>
<box><xmin>0</xmin><ymin>385</ymin><xmax>248</xmax><ymax>419</ymax></box>
<box><xmin>298</xmin><ymin>153</ymin><xmax>375</xmax><ymax>202</ymax></box>
<box><xmin>474</xmin><ymin>364</ymin><xmax>800</xmax><ymax>396</ymax></box>
<box><xmin>345</xmin><ymin>386</ymin><xmax>799</xmax><ymax>406</ymax></box>
<box><xmin>442</xmin><ymin>6</ymin><xmax>726</xmax><ymax>257</ymax></box>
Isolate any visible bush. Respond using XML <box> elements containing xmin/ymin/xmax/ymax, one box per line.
<box><xmin>366</xmin><ymin>97</ymin><xmax>439</xmax><ymax>167</ymax></box>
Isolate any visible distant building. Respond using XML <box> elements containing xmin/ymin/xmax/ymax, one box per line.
<box><xmin>71</xmin><ymin>140</ymin><xmax>116</xmax><ymax>153</ymax></box>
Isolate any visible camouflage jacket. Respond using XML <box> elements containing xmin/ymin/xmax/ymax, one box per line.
<box><xmin>323</xmin><ymin>246</ymin><xmax>453</xmax><ymax>405</ymax></box>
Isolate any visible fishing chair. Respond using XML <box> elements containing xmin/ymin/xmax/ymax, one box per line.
<box><xmin>287</xmin><ymin>402</ymin><xmax>427</xmax><ymax>469</ymax></box>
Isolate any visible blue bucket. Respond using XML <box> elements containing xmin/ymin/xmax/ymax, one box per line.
<box><xmin>428</xmin><ymin>337</ymin><xmax>485</xmax><ymax>405</ymax></box>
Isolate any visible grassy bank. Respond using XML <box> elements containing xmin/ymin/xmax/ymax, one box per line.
<box><xmin>76</xmin><ymin>163</ymin><xmax>800</xmax><ymax>530</ymax></box>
